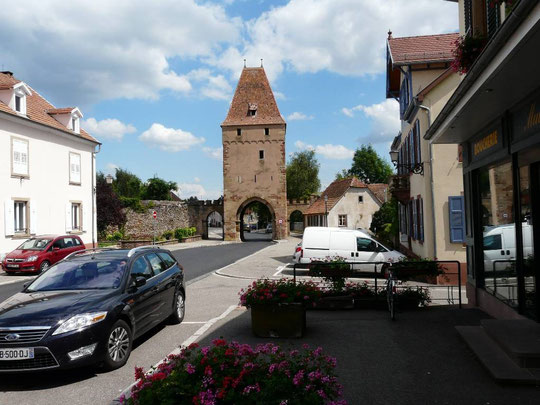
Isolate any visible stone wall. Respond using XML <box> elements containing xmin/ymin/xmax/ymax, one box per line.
<box><xmin>123</xmin><ymin>200</ymin><xmax>189</xmax><ymax>239</ymax></box>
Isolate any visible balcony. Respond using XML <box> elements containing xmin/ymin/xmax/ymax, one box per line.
<box><xmin>390</xmin><ymin>174</ymin><xmax>410</xmax><ymax>204</ymax></box>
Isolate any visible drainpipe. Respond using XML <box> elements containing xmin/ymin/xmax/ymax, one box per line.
<box><xmin>92</xmin><ymin>144</ymin><xmax>101</xmax><ymax>248</ymax></box>
<box><xmin>418</xmin><ymin>104</ymin><xmax>437</xmax><ymax>260</ymax></box>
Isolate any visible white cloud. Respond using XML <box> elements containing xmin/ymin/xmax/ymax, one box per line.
<box><xmin>106</xmin><ymin>163</ymin><xmax>119</xmax><ymax>174</ymax></box>
<box><xmin>287</xmin><ymin>112</ymin><xmax>314</xmax><ymax>121</ymax></box>
<box><xmin>203</xmin><ymin>146</ymin><xmax>223</xmax><ymax>160</ymax></box>
<box><xmin>194</xmin><ymin>177</ymin><xmax>200</xmax><ymax>183</ymax></box>
<box><xmin>139</xmin><ymin>123</ymin><xmax>205</xmax><ymax>152</ymax></box>
<box><xmin>295</xmin><ymin>140</ymin><xmax>353</xmax><ymax>160</ymax></box>
<box><xmin>82</xmin><ymin>117</ymin><xmax>136</xmax><ymax>141</ymax></box>
<box><xmin>187</xmin><ymin>69</ymin><xmax>233</xmax><ymax>100</ymax></box>
<box><xmin>343</xmin><ymin>99</ymin><xmax>400</xmax><ymax>144</ymax></box>
<box><xmin>0</xmin><ymin>0</ymin><xmax>240</xmax><ymax>104</ymax></box>
<box><xmin>177</xmin><ymin>183</ymin><xmax>222</xmax><ymax>200</ymax></box>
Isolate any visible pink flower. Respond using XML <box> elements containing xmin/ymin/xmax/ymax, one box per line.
<box><xmin>185</xmin><ymin>363</ymin><xmax>196</xmax><ymax>374</ymax></box>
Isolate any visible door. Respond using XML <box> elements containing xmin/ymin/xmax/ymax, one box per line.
<box><xmin>355</xmin><ymin>237</ymin><xmax>384</xmax><ymax>272</ymax></box>
<box><xmin>145</xmin><ymin>253</ymin><xmax>175</xmax><ymax>319</ymax></box>
<box><xmin>126</xmin><ymin>256</ymin><xmax>159</xmax><ymax>335</ymax></box>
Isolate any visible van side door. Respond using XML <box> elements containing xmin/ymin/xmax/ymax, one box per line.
<box><xmin>356</xmin><ymin>237</ymin><xmax>384</xmax><ymax>264</ymax></box>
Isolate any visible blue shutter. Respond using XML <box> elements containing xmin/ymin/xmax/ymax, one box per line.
<box><xmin>415</xmin><ymin>120</ymin><xmax>421</xmax><ymax>164</ymax></box>
<box><xmin>449</xmin><ymin>196</ymin><xmax>465</xmax><ymax>243</ymax></box>
<box><xmin>420</xmin><ymin>197</ymin><xmax>424</xmax><ymax>242</ymax></box>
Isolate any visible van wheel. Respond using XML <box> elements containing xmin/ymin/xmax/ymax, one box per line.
<box><xmin>38</xmin><ymin>261</ymin><xmax>50</xmax><ymax>273</ymax></box>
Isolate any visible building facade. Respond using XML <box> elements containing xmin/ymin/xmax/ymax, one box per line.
<box><xmin>221</xmin><ymin>67</ymin><xmax>288</xmax><ymax>241</ymax></box>
<box><xmin>386</xmin><ymin>32</ymin><xmax>467</xmax><ymax>273</ymax></box>
<box><xmin>305</xmin><ymin>178</ymin><xmax>387</xmax><ymax>231</ymax></box>
<box><xmin>0</xmin><ymin>71</ymin><xmax>99</xmax><ymax>258</ymax></box>
<box><xmin>425</xmin><ymin>0</ymin><xmax>540</xmax><ymax>321</ymax></box>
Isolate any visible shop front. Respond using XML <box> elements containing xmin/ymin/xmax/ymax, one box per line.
<box><xmin>462</xmin><ymin>90</ymin><xmax>540</xmax><ymax>321</ymax></box>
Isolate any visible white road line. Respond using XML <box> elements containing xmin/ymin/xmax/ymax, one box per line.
<box><xmin>114</xmin><ymin>305</ymin><xmax>239</xmax><ymax>403</ymax></box>
<box><xmin>273</xmin><ymin>265</ymin><xmax>285</xmax><ymax>277</ymax></box>
<box><xmin>180</xmin><ymin>321</ymin><xmax>207</xmax><ymax>324</ymax></box>
<box><xmin>0</xmin><ymin>276</ymin><xmax>35</xmax><ymax>286</ymax></box>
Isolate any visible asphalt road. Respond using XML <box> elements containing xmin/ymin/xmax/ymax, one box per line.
<box><xmin>0</xmin><ymin>240</ymin><xmax>270</xmax><ymax>302</ymax></box>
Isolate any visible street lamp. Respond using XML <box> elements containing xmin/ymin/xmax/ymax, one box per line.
<box><xmin>106</xmin><ymin>174</ymin><xmax>114</xmax><ymax>184</ymax></box>
<box><xmin>324</xmin><ymin>194</ymin><xmax>328</xmax><ymax>227</ymax></box>
<box><xmin>389</xmin><ymin>150</ymin><xmax>424</xmax><ymax>175</ymax></box>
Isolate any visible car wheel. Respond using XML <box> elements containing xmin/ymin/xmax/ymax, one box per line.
<box><xmin>169</xmin><ymin>290</ymin><xmax>185</xmax><ymax>324</ymax></box>
<box><xmin>103</xmin><ymin>320</ymin><xmax>132</xmax><ymax>370</ymax></box>
<box><xmin>38</xmin><ymin>260</ymin><xmax>50</xmax><ymax>273</ymax></box>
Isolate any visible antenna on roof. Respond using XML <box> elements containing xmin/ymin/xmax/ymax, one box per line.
<box><xmin>260</xmin><ymin>59</ymin><xmax>263</xmax><ymax>67</ymax></box>
<box><xmin>387</xmin><ymin>30</ymin><xmax>392</xmax><ymax>40</ymax></box>
<box><xmin>244</xmin><ymin>59</ymin><xmax>246</xmax><ymax>68</ymax></box>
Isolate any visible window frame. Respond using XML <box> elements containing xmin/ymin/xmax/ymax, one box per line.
<box><xmin>71</xmin><ymin>202</ymin><xmax>82</xmax><ymax>232</ymax></box>
<box><xmin>11</xmin><ymin>136</ymin><xmax>29</xmax><ymax>178</ymax></box>
<box><xmin>13</xmin><ymin>200</ymin><xmax>28</xmax><ymax>235</ymax></box>
<box><xmin>338</xmin><ymin>214</ymin><xmax>347</xmax><ymax>227</ymax></box>
<box><xmin>69</xmin><ymin>152</ymin><xmax>81</xmax><ymax>185</ymax></box>
<box><xmin>259</xmin><ymin>150</ymin><xmax>265</xmax><ymax>160</ymax></box>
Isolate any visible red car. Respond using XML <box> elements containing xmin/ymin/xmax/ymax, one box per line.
<box><xmin>2</xmin><ymin>235</ymin><xmax>86</xmax><ymax>274</ymax></box>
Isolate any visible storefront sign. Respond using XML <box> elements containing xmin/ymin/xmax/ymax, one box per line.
<box><xmin>513</xmin><ymin>90</ymin><xmax>540</xmax><ymax>142</ymax></box>
<box><xmin>469</xmin><ymin>121</ymin><xmax>503</xmax><ymax>163</ymax></box>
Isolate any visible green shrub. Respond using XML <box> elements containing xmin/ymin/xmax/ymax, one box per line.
<box><xmin>119</xmin><ymin>197</ymin><xmax>146</xmax><ymax>213</ymax></box>
<box><xmin>106</xmin><ymin>230</ymin><xmax>124</xmax><ymax>241</ymax></box>
<box><xmin>174</xmin><ymin>227</ymin><xmax>198</xmax><ymax>240</ymax></box>
<box><xmin>162</xmin><ymin>230</ymin><xmax>174</xmax><ymax>240</ymax></box>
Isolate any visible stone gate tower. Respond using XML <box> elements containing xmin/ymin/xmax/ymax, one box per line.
<box><xmin>221</xmin><ymin>66</ymin><xmax>287</xmax><ymax>241</ymax></box>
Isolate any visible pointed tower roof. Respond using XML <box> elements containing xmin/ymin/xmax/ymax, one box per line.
<box><xmin>222</xmin><ymin>67</ymin><xmax>285</xmax><ymax>127</ymax></box>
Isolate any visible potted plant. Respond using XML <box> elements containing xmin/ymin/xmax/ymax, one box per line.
<box><xmin>309</xmin><ymin>257</ymin><xmax>355</xmax><ymax>309</ymax></box>
<box><xmin>122</xmin><ymin>339</ymin><xmax>347</xmax><ymax>405</ymax></box>
<box><xmin>451</xmin><ymin>34</ymin><xmax>488</xmax><ymax>75</ymax></box>
<box><xmin>396</xmin><ymin>287</ymin><xmax>431</xmax><ymax>309</ymax></box>
<box><xmin>342</xmin><ymin>281</ymin><xmax>385</xmax><ymax>309</ymax></box>
<box><xmin>239</xmin><ymin>278</ymin><xmax>322</xmax><ymax>338</ymax></box>
<box><xmin>389</xmin><ymin>257</ymin><xmax>445</xmax><ymax>284</ymax></box>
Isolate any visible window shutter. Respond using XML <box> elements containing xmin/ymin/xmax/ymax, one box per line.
<box><xmin>80</xmin><ymin>204</ymin><xmax>84</xmax><ymax>231</ymax></box>
<box><xmin>12</xmin><ymin>139</ymin><xmax>28</xmax><ymax>176</ymax></box>
<box><xmin>415</xmin><ymin>120</ymin><xmax>421</xmax><ymax>164</ymax></box>
<box><xmin>65</xmin><ymin>203</ymin><xmax>72</xmax><ymax>232</ymax></box>
<box><xmin>412</xmin><ymin>199</ymin><xmax>418</xmax><ymax>240</ymax></box>
<box><xmin>449</xmin><ymin>196</ymin><xmax>465</xmax><ymax>243</ymax></box>
<box><xmin>30</xmin><ymin>201</ymin><xmax>37</xmax><ymax>235</ymax></box>
<box><xmin>419</xmin><ymin>197</ymin><xmax>424</xmax><ymax>242</ymax></box>
<box><xmin>464</xmin><ymin>0</ymin><xmax>472</xmax><ymax>35</ymax></box>
<box><xmin>4</xmin><ymin>200</ymin><xmax>14</xmax><ymax>236</ymax></box>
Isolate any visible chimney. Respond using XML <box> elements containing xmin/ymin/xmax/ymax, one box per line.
<box><xmin>1</xmin><ymin>71</ymin><xmax>13</xmax><ymax>76</ymax></box>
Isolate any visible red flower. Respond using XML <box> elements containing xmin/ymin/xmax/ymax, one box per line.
<box><xmin>213</xmin><ymin>338</ymin><xmax>227</xmax><ymax>347</ymax></box>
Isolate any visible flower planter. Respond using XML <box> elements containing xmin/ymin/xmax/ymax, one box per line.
<box><xmin>354</xmin><ymin>297</ymin><xmax>386</xmax><ymax>310</ymax></box>
<box><xmin>397</xmin><ymin>298</ymin><xmax>422</xmax><ymax>310</ymax></box>
<box><xmin>313</xmin><ymin>295</ymin><xmax>354</xmax><ymax>310</ymax></box>
<box><xmin>250</xmin><ymin>303</ymin><xmax>306</xmax><ymax>338</ymax></box>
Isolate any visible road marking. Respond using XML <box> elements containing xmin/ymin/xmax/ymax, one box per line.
<box><xmin>113</xmin><ymin>305</ymin><xmax>238</xmax><ymax>403</ymax></box>
<box><xmin>0</xmin><ymin>276</ymin><xmax>35</xmax><ymax>286</ymax></box>
<box><xmin>180</xmin><ymin>321</ymin><xmax>206</xmax><ymax>324</ymax></box>
<box><xmin>273</xmin><ymin>265</ymin><xmax>285</xmax><ymax>277</ymax></box>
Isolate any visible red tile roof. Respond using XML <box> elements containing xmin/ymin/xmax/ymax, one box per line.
<box><xmin>0</xmin><ymin>72</ymin><xmax>98</xmax><ymax>143</ymax></box>
<box><xmin>306</xmin><ymin>177</ymin><xmax>369</xmax><ymax>215</ymax></box>
<box><xmin>388</xmin><ymin>33</ymin><xmax>459</xmax><ymax>65</ymax></box>
<box><xmin>366</xmin><ymin>183</ymin><xmax>388</xmax><ymax>205</ymax></box>
<box><xmin>47</xmin><ymin>107</ymin><xmax>77</xmax><ymax>114</ymax></box>
<box><xmin>222</xmin><ymin>67</ymin><xmax>285</xmax><ymax>126</ymax></box>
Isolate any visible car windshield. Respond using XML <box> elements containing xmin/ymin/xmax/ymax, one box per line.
<box><xmin>26</xmin><ymin>259</ymin><xmax>127</xmax><ymax>291</ymax></box>
<box><xmin>17</xmin><ymin>238</ymin><xmax>52</xmax><ymax>250</ymax></box>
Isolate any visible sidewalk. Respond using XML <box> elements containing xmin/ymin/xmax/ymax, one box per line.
<box><xmin>187</xmin><ymin>236</ymin><xmax>540</xmax><ymax>405</ymax></box>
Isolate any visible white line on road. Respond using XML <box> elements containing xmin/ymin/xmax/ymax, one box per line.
<box><xmin>273</xmin><ymin>265</ymin><xmax>285</xmax><ymax>277</ymax></box>
<box><xmin>211</xmin><ymin>243</ymin><xmax>277</xmax><ymax>280</ymax></box>
<box><xmin>0</xmin><ymin>275</ymin><xmax>35</xmax><ymax>286</ymax></box>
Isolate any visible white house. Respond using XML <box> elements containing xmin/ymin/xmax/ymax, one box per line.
<box><xmin>0</xmin><ymin>71</ymin><xmax>100</xmax><ymax>258</ymax></box>
<box><xmin>305</xmin><ymin>178</ymin><xmax>387</xmax><ymax>230</ymax></box>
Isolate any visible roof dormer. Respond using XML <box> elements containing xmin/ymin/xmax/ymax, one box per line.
<box><xmin>0</xmin><ymin>79</ymin><xmax>32</xmax><ymax>115</ymax></box>
<box><xmin>47</xmin><ymin>107</ymin><xmax>83</xmax><ymax>134</ymax></box>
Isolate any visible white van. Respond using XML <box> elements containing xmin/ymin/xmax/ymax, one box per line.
<box><xmin>294</xmin><ymin>227</ymin><xmax>405</xmax><ymax>265</ymax></box>
<box><xmin>483</xmin><ymin>223</ymin><xmax>533</xmax><ymax>272</ymax></box>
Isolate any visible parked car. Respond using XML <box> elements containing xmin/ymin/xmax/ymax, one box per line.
<box><xmin>0</xmin><ymin>246</ymin><xmax>185</xmax><ymax>372</ymax></box>
<box><xmin>483</xmin><ymin>223</ymin><xmax>533</xmax><ymax>273</ymax></box>
<box><xmin>265</xmin><ymin>224</ymin><xmax>273</xmax><ymax>234</ymax></box>
<box><xmin>243</xmin><ymin>223</ymin><xmax>251</xmax><ymax>233</ymax></box>
<box><xmin>2</xmin><ymin>235</ymin><xmax>85</xmax><ymax>274</ymax></box>
<box><xmin>293</xmin><ymin>227</ymin><xmax>404</xmax><ymax>266</ymax></box>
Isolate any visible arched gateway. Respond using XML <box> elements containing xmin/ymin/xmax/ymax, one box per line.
<box><xmin>221</xmin><ymin>66</ymin><xmax>288</xmax><ymax>241</ymax></box>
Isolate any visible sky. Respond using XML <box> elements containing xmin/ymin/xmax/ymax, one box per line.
<box><xmin>0</xmin><ymin>0</ymin><xmax>458</xmax><ymax>200</ymax></box>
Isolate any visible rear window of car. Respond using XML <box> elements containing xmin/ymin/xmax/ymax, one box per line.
<box><xmin>157</xmin><ymin>252</ymin><xmax>176</xmax><ymax>269</ymax></box>
<box><xmin>146</xmin><ymin>253</ymin><xmax>167</xmax><ymax>274</ymax></box>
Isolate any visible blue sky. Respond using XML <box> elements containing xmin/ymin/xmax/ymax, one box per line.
<box><xmin>0</xmin><ymin>0</ymin><xmax>458</xmax><ymax>199</ymax></box>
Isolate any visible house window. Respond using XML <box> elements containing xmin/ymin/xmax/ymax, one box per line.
<box><xmin>358</xmin><ymin>196</ymin><xmax>363</xmax><ymax>203</ymax></box>
<box><xmin>248</xmin><ymin>110</ymin><xmax>256</xmax><ymax>116</ymax></box>
<box><xmin>237</xmin><ymin>128</ymin><xmax>242</xmax><ymax>136</ymax></box>
<box><xmin>72</xmin><ymin>117</ymin><xmax>78</xmax><ymax>133</ymax></box>
<box><xmin>15</xmin><ymin>96</ymin><xmax>21</xmax><ymax>112</ymax></box>
<box><xmin>338</xmin><ymin>215</ymin><xmax>347</xmax><ymax>227</ymax></box>
<box><xmin>69</xmin><ymin>152</ymin><xmax>81</xmax><ymax>184</ymax></box>
<box><xmin>71</xmin><ymin>203</ymin><xmax>82</xmax><ymax>231</ymax></box>
<box><xmin>259</xmin><ymin>150</ymin><xmax>264</xmax><ymax>160</ymax></box>
<box><xmin>11</xmin><ymin>137</ymin><xmax>29</xmax><ymax>177</ymax></box>
<box><xmin>14</xmin><ymin>201</ymin><xmax>27</xmax><ymax>234</ymax></box>
<box><xmin>265</xmin><ymin>128</ymin><xmax>269</xmax><ymax>136</ymax></box>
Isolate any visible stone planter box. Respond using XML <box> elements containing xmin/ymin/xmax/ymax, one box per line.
<box><xmin>313</xmin><ymin>295</ymin><xmax>354</xmax><ymax>310</ymax></box>
<box><xmin>250</xmin><ymin>303</ymin><xmax>306</xmax><ymax>338</ymax></box>
<box><xmin>119</xmin><ymin>236</ymin><xmax>201</xmax><ymax>249</ymax></box>
<box><xmin>179</xmin><ymin>235</ymin><xmax>202</xmax><ymax>243</ymax></box>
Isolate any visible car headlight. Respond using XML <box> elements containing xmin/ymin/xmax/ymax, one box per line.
<box><xmin>26</xmin><ymin>255</ymin><xmax>38</xmax><ymax>262</ymax></box>
<box><xmin>52</xmin><ymin>312</ymin><xmax>107</xmax><ymax>336</ymax></box>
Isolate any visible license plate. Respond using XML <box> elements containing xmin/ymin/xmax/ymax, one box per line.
<box><xmin>0</xmin><ymin>348</ymin><xmax>34</xmax><ymax>360</ymax></box>
<box><xmin>6</xmin><ymin>264</ymin><xmax>19</xmax><ymax>268</ymax></box>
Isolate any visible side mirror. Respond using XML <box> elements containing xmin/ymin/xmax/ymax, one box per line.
<box><xmin>22</xmin><ymin>282</ymin><xmax>29</xmax><ymax>291</ymax></box>
<box><xmin>134</xmin><ymin>276</ymin><xmax>146</xmax><ymax>288</ymax></box>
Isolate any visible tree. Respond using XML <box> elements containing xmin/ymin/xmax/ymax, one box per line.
<box><xmin>370</xmin><ymin>198</ymin><xmax>398</xmax><ymax>248</ymax></box>
<box><xmin>339</xmin><ymin>145</ymin><xmax>393</xmax><ymax>184</ymax></box>
<box><xmin>286</xmin><ymin>150</ymin><xmax>321</xmax><ymax>199</ymax></box>
<box><xmin>96</xmin><ymin>172</ymin><xmax>126</xmax><ymax>236</ymax></box>
<box><xmin>142</xmin><ymin>176</ymin><xmax>178</xmax><ymax>201</ymax></box>
<box><xmin>113</xmin><ymin>168</ymin><xmax>143</xmax><ymax>198</ymax></box>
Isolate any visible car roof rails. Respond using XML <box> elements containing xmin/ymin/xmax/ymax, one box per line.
<box><xmin>63</xmin><ymin>247</ymin><xmax>118</xmax><ymax>261</ymax></box>
<box><xmin>127</xmin><ymin>245</ymin><xmax>160</xmax><ymax>257</ymax></box>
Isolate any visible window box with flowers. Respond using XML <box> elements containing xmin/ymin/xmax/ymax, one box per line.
<box><xmin>122</xmin><ymin>339</ymin><xmax>347</xmax><ymax>405</ymax></box>
<box><xmin>309</xmin><ymin>257</ymin><xmax>355</xmax><ymax>309</ymax></box>
<box><xmin>239</xmin><ymin>278</ymin><xmax>322</xmax><ymax>338</ymax></box>
<box><xmin>451</xmin><ymin>34</ymin><xmax>488</xmax><ymax>75</ymax></box>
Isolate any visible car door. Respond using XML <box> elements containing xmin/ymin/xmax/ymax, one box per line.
<box><xmin>49</xmin><ymin>238</ymin><xmax>65</xmax><ymax>264</ymax></box>
<box><xmin>145</xmin><ymin>253</ymin><xmax>176</xmax><ymax>320</ymax></box>
<box><xmin>483</xmin><ymin>233</ymin><xmax>503</xmax><ymax>273</ymax></box>
<box><xmin>355</xmin><ymin>237</ymin><xmax>384</xmax><ymax>271</ymax></box>
<box><xmin>126</xmin><ymin>255</ymin><xmax>159</xmax><ymax>336</ymax></box>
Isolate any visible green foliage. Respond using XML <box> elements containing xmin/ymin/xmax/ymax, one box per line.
<box><xmin>119</xmin><ymin>197</ymin><xmax>146</xmax><ymax>213</ymax></box>
<box><xmin>96</xmin><ymin>172</ymin><xmax>126</xmax><ymax>235</ymax></box>
<box><xmin>113</xmin><ymin>168</ymin><xmax>143</xmax><ymax>199</ymax></box>
<box><xmin>106</xmin><ymin>230</ymin><xmax>124</xmax><ymax>241</ymax></box>
<box><xmin>370</xmin><ymin>198</ymin><xmax>398</xmax><ymax>248</ymax></box>
<box><xmin>309</xmin><ymin>256</ymin><xmax>352</xmax><ymax>292</ymax></box>
<box><xmin>125</xmin><ymin>339</ymin><xmax>344</xmax><ymax>405</ymax></box>
<box><xmin>245</xmin><ymin>202</ymin><xmax>272</xmax><ymax>227</ymax></box>
<box><xmin>174</xmin><ymin>227</ymin><xmax>196</xmax><ymax>240</ymax></box>
<box><xmin>286</xmin><ymin>150</ymin><xmax>321</xmax><ymax>199</ymax></box>
<box><xmin>339</xmin><ymin>145</ymin><xmax>393</xmax><ymax>184</ymax></box>
<box><xmin>142</xmin><ymin>177</ymin><xmax>177</xmax><ymax>201</ymax></box>
<box><xmin>161</xmin><ymin>230</ymin><xmax>174</xmax><ymax>240</ymax></box>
